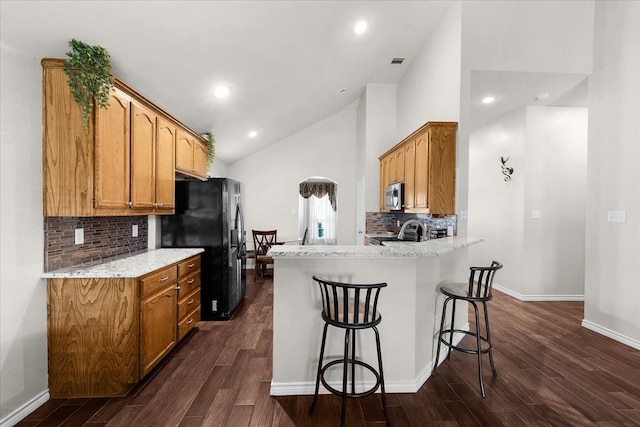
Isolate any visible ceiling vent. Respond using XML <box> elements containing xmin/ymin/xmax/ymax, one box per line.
<box><xmin>390</xmin><ymin>57</ymin><xmax>405</xmax><ymax>66</ymax></box>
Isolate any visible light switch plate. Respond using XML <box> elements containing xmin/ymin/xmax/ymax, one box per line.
<box><xmin>75</xmin><ymin>228</ymin><xmax>84</xmax><ymax>245</ymax></box>
<box><xmin>531</xmin><ymin>210</ymin><xmax>541</xmax><ymax>219</ymax></box>
<box><xmin>132</xmin><ymin>224</ymin><xmax>138</xmax><ymax>237</ymax></box>
<box><xmin>607</xmin><ymin>210</ymin><xmax>626</xmax><ymax>223</ymax></box>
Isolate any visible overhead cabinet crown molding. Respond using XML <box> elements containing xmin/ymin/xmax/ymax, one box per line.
<box><xmin>41</xmin><ymin>58</ymin><xmax>207</xmax><ymax>217</ymax></box>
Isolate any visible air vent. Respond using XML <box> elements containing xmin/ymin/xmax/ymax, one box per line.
<box><xmin>390</xmin><ymin>57</ymin><xmax>405</xmax><ymax>65</ymax></box>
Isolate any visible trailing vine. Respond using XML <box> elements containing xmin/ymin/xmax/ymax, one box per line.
<box><xmin>62</xmin><ymin>39</ymin><xmax>115</xmax><ymax>130</ymax></box>
<box><xmin>203</xmin><ymin>132</ymin><xmax>216</xmax><ymax>167</ymax></box>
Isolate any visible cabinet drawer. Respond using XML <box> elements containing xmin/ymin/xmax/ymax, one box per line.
<box><xmin>141</xmin><ymin>265</ymin><xmax>177</xmax><ymax>298</ymax></box>
<box><xmin>178</xmin><ymin>256</ymin><xmax>200</xmax><ymax>278</ymax></box>
<box><xmin>178</xmin><ymin>306</ymin><xmax>200</xmax><ymax>340</ymax></box>
<box><xmin>178</xmin><ymin>289</ymin><xmax>200</xmax><ymax>320</ymax></box>
<box><xmin>178</xmin><ymin>271</ymin><xmax>200</xmax><ymax>299</ymax></box>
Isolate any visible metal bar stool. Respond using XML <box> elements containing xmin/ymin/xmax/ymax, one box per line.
<box><xmin>432</xmin><ymin>261</ymin><xmax>503</xmax><ymax>397</ymax></box>
<box><xmin>309</xmin><ymin>276</ymin><xmax>390</xmax><ymax>427</ymax></box>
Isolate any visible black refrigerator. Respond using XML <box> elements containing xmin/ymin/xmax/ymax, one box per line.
<box><xmin>161</xmin><ymin>178</ymin><xmax>246</xmax><ymax>320</ymax></box>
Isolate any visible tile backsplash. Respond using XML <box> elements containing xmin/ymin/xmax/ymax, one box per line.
<box><xmin>44</xmin><ymin>216</ymin><xmax>148</xmax><ymax>271</ymax></box>
<box><xmin>366</xmin><ymin>212</ymin><xmax>457</xmax><ymax>236</ymax></box>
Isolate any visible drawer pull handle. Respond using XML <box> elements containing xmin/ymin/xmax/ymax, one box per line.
<box><xmin>188</xmin><ymin>299</ymin><xmax>194</xmax><ymax>305</ymax></box>
<box><xmin>188</xmin><ymin>263</ymin><xmax>195</xmax><ymax>268</ymax></box>
<box><xmin>159</xmin><ymin>276</ymin><xmax>169</xmax><ymax>282</ymax></box>
<box><xmin>187</xmin><ymin>318</ymin><xmax>193</xmax><ymax>324</ymax></box>
<box><xmin>187</xmin><ymin>279</ymin><xmax>195</xmax><ymax>284</ymax></box>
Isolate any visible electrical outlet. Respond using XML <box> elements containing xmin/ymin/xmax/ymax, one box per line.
<box><xmin>607</xmin><ymin>210</ymin><xmax>626</xmax><ymax>223</ymax></box>
<box><xmin>531</xmin><ymin>210</ymin><xmax>541</xmax><ymax>219</ymax></box>
<box><xmin>74</xmin><ymin>228</ymin><xmax>84</xmax><ymax>245</ymax></box>
<box><xmin>132</xmin><ymin>224</ymin><xmax>138</xmax><ymax>237</ymax></box>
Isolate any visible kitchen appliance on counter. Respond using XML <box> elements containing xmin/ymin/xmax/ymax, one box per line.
<box><xmin>161</xmin><ymin>178</ymin><xmax>246</xmax><ymax>320</ymax></box>
<box><xmin>384</xmin><ymin>183</ymin><xmax>404</xmax><ymax>211</ymax></box>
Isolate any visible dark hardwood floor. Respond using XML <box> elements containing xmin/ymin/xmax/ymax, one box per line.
<box><xmin>19</xmin><ymin>271</ymin><xmax>640</xmax><ymax>426</ymax></box>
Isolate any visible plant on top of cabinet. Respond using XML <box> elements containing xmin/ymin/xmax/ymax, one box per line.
<box><xmin>202</xmin><ymin>132</ymin><xmax>216</xmax><ymax>168</ymax></box>
<box><xmin>62</xmin><ymin>39</ymin><xmax>115</xmax><ymax>130</ymax></box>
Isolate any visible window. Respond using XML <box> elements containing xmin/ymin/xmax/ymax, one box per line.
<box><xmin>299</xmin><ymin>178</ymin><xmax>337</xmax><ymax>245</ymax></box>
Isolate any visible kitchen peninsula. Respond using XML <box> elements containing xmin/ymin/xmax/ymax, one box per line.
<box><xmin>268</xmin><ymin>236</ymin><xmax>482</xmax><ymax>396</ymax></box>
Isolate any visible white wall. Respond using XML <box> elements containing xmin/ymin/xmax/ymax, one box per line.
<box><xmin>396</xmin><ymin>1</ymin><xmax>461</xmax><ymax>138</ymax></box>
<box><xmin>459</xmin><ymin>0</ymin><xmax>594</xmax><ymax>236</ymax></box>
<box><xmin>229</xmin><ymin>107</ymin><xmax>358</xmax><ymax>247</ymax></box>
<box><xmin>0</xmin><ymin>46</ymin><xmax>49</xmax><ymax>422</ymax></box>
<box><xmin>584</xmin><ymin>1</ymin><xmax>640</xmax><ymax>347</ymax></box>
<box><xmin>359</xmin><ymin>84</ymin><xmax>396</xmax><ymax>213</ymax></box>
<box><xmin>468</xmin><ymin>106</ymin><xmax>588</xmax><ymax>299</ymax></box>
<box><xmin>468</xmin><ymin>108</ymin><xmax>527</xmax><ymax>294</ymax></box>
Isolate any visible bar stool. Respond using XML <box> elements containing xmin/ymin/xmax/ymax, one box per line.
<box><xmin>432</xmin><ymin>261</ymin><xmax>503</xmax><ymax>397</ymax></box>
<box><xmin>309</xmin><ymin>276</ymin><xmax>389</xmax><ymax>427</ymax></box>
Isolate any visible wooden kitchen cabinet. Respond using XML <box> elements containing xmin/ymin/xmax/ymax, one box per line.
<box><xmin>42</xmin><ymin>58</ymin><xmax>204</xmax><ymax>217</ymax></box>
<box><xmin>47</xmin><ymin>254</ymin><xmax>201</xmax><ymax>398</ymax></box>
<box><xmin>379</xmin><ymin>121</ymin><xmax>457</xmax><ymax>215</ymax></box>
<box><xmin>177</xmin><ymin>255</ymin><xmax>201</xmax><ymax>340</ymax></box>
<box><xmin>155</xmin><ymin>117</ymin><xmax>177</xmax><ymax>209</ymax></box>
<box><xmin>176</xmin><ymin>129</ymin><xmax>208</xmax><ymax>179</ymax></box>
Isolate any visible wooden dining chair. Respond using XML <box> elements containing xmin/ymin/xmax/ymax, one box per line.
<box><xmin>252</xmin><ymin>230</ymin><xmax>277</xmax><ymax>282</ymax></box>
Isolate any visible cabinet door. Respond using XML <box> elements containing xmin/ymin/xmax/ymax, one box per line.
<box><xmin>414</xmin><ymin>131</ymin><xmax>429</xmax><ymax>209</ymax></box>
<box><xmin>130</xmin><ymin>103</ymin><xmax>157</xmax><ymax>209</ymax></box>
<box><xmin>140</xmin><ymin>284</ymin><xmax>177</xmax><ymax>377</ymax></box>
<box><xmin>428</xmin><ymin>124</ymin><xmax>457</xmax><ymax>215</ymax></box>
<box><xmin>193</xmin><ymin>140</ymin><xmax>208</xmax><ymax>179</ymax></box>
<box><xmin>94</xmin><ymin>88</ymin><xmax>131</xmax><ymax>209</ymax></box>
<box><xmin>175</xmin><ymin>130</ymin><xmax>194</xmax><ymax>172</ymax></box>
<box><xmin>393</xmin><ymin>148</ymin><xmax>405</xmax><ymax>183</ymax></box>
<box><xmin>404</xmin><ymin>140</ymin><xmax>416</xmax><ymax>209</ymax></box>
<box><xmin>156</xmin><ymin>118</ymin><xmax>176</xmax><ymax>209</ymax></box>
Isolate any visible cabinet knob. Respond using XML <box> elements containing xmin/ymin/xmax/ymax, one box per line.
<box><xmin>175</xmin><ymin>285</ymin><xmax>181</xmax><ymax>290</ymax></box>
<box><xmin>127</xmin><ymin>201</ymin><xmax>133</xmax><ymax>207</ymax></box>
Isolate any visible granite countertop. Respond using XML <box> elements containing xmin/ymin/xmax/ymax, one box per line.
<box><xmin>42</xmin><ymin>248</ymin><xmax>205</xmax><ymax>279</ymax></box>
<box><xmin>268</xmin><ymin>236</ymin><xmax>483</xmax><ymax>258</ymax></box>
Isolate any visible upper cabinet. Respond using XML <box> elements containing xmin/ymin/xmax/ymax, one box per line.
<box><xmin>379</xmin><ymin>121</ymin><xmax>457</xmax><ymax>215</ymax></box>
<box><xmin>176</xmin><ymin>129</ymin><xmax>208</xmax><ymax>180</ymax></box>
<box><xmin>42</xmin><ymin>58</ymin><xmax>205</xmax><ymax>217</ymax></box>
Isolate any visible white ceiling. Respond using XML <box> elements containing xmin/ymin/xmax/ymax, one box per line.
<box><xmin>1</xmin><ymin>0</ymin><xmax>454</xmax><ymax>164</ymax></box>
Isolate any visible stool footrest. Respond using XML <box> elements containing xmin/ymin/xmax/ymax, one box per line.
<box><xmin>320</xmin><ymin>359</ymin><xmax>382</xmax><ymax>399</ymax></box>
<box><xmin>439</xmin><ymin>328</ymin><xmax>492</xmax><ymax>355</ymax></box>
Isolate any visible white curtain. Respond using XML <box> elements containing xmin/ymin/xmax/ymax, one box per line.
<box><xmin>299</xmin><ymin>181</ymin><xmax>337</xmax><ymax>245</ymax></box>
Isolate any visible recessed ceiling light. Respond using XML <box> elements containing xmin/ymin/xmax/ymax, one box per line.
<box><xmin>248</xmin><ymin>130</ymin><xmax>258</xmax><ymax>138</ymax></box>
<box><xmin>214</xmin><ymin>85</ymin><xmax>230</xmax><ymax>98</ymax></box>
<box><xmin>481</xmin><ymin>96</ymin><xmax>496</xmax><ymax>104</ymax></box>
<box><xmin>337</xmin><ymin>88</ymin><xmax>347</xmax><ymax>94</ymax></box>
<box><xmin>535</xmin><ymin>92</ymin><xmax>550</xmax><ymax>101</ymax></box>
<box><xmin>354</xmin><ymin>20</ymin><xmax>368</xmax><ymax>35</ymax></box>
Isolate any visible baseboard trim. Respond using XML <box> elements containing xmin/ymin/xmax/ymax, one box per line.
<box><xmin>581</xmin><ymin>319</ymin><xmax>640</xmax><ymax>350</ymax></box>
<box><xmin>0</xmin><ymin>389</ymin><xmax>49</xmax><ymax>427</ymax></box>
<box><xmin>493</xmin><ymin>284</ymin><xmax>584</xmax><ymax>302</ymax></box>
<box><xmin>270</xmin><ymin>323</ymin><xmax>470</xmax><ymax>396</ymax></box>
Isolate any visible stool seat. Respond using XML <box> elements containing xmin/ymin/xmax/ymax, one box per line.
<box><xmin>432</xmin><ymin>261</ymin><xmax>502</xmax><ymax>398</ymax></box>
<box><xmin>309</xmin><ymin>276</ymin><xmax>389</xmax><ymax>427</ymax></box>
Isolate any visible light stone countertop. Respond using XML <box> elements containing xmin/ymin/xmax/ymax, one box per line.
<box><xmin>268</xmin><ymin>236</ymin><xmax>483</xmax><ymax>258</ymax></box>
<box><xmin>42</xmin><ymin>248</ymin><xmax>205</xmax><ymax>279</ymax></box>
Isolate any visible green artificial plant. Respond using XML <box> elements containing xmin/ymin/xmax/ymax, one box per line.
<box><xmin>203</xmin><ymin>132</ymin><xmax>216</xmax><ymax>167</ymax></box>
<box><xmin>62</xmin><ymin>39</ymin><xmax>115</xmax><ymax>130</ymax></box>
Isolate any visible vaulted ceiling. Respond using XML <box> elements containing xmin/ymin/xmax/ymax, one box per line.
<box><xmin>1</xmin><ymin>1</ymin><xmax>454</xmax><ymax>164</ymax></box>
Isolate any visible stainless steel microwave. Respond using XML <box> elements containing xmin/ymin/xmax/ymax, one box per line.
<box><xmin>384</xmin><ymin>183</ymin><xmax>403</xmax><ymax>211</ymax></box>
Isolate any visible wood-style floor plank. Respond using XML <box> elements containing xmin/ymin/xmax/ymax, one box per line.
<box><xmin>18</xmin><ymin>272</ymin><xmax>640</xmax><ymax>426</ymax></box>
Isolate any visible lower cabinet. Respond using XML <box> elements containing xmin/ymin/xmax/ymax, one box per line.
<box><xmin>47</xmin><ymin>255</ymin><xmax>201</xmax><ymax>398</ymax></box>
